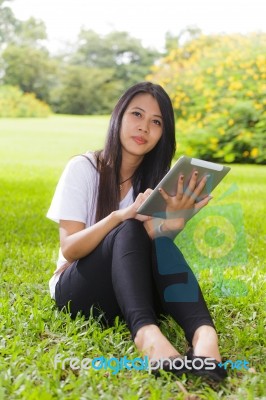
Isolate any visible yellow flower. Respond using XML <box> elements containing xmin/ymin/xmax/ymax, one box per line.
<box><xmin>242</xmin><ymin>151</ymin><xmax>249</xmax><ymax>157</ymax></box>
<box><xmin>217</xmin><ymin>80</ymin><xmax>225</xmax><ymax>87</ymax></box>
<box><xmin>246</xmin><ymin>90</ymin><xmax>254</xmax><ymax>97</ymax></box>
<box><xmin>186</xmin><ymin>146</ymin><xmax>194</xmax><ymax>156</ymax></box>
<box><xmin>215</xmin><ymin>68</ymin><xmax>223</xmax><ymax>77</ymax></box>
<box><xmin>209</xmin><ymin>143</ymin><xmax>218</xmax><ymax>151</ymax></box>
<box><xmin>228</xmin><ymin>119</ymin><xmax>234</xmax><ymax>126</ymax></box>
<box><xmin>196</xmin><ymin>112</ymin><xmax>202</xmax><ymax>120</ymax></box>
<box><xmin>228</xmin><ymin>81</ymin><xmax>243</xmax><ymax>91</ymax></box>
<box><xmin>218</xmin><ymin>128</ymin><xmax>225</xmax><ymax>135</ymax></box>
<box><xmin>250</xmin><ymin>148</ymin><xmax>259</xmax><ymax>158</ymax></box>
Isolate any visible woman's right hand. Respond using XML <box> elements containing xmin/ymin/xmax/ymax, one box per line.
<box><xmin>116</xmin><ymin>189</ymin><xmax>153</xmax><ymax>222</ymax></box>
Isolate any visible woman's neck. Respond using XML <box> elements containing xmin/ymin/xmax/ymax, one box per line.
<box><xmin>120</xmin><ymin>154</ymin><xmax>143</xmax><ymax>181</ymax></box>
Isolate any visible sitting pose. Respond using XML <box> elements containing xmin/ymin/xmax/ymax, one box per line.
<box><xmin>47</xmin><ymin>82</ymin><xmax>227</xmax><ymax>381</ymax></box>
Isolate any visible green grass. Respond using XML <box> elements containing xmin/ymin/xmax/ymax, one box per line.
<box><xmin>0</xmin><ymin>115</ymin><xmax>265</xmax><ymax>399</ymax></box>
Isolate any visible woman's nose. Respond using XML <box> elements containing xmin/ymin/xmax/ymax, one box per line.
<box><xmin>138</xmin><ymin>124</ymin><xmax>149</xmax><ymax>133</ymax></box>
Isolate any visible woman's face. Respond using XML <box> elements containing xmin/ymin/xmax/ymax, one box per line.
<box><xmin>120</xmin><ymin>93</ymin><xmax>163</xmax><ymax>160</ymax></box>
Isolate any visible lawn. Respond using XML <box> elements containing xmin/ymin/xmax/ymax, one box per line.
<box><xmin>0</xmin><ymin>115</ymin><xmax>265</xmax><ymax>399</ymax></box>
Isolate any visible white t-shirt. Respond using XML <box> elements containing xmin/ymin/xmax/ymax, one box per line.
<box><xmin>47</xmin><ymin>152</ymin><xmax>134</xmax><ymax>299</ymax></box>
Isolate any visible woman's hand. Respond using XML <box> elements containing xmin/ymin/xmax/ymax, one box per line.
<box><xmin>158</xmin><ymin>171</ymin><xmax>212</xmax><ymax>232</ymax></box>
<box><xmin>116</xmin><ymin>189</ymin><xmax>153</xmax><ymax>222</ymax></box>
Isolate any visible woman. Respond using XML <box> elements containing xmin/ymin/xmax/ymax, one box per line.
<box><xmin>47</xmin><ymin>82</ymin><xmax>227</xmax><ymax>381</ymax></box>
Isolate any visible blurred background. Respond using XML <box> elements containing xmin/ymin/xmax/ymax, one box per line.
<box><xmin>0</xmin><ymin>0</ymin><xmax>265</xmax><ymax>163</ymax></box>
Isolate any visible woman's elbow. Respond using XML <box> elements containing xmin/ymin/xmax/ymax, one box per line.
<box><xmin>61</xmin><ymin>242</ymin><xmax>78</xmax><ymax>264</ymax></box>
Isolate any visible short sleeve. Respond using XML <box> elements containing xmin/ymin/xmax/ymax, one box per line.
<box><xmin>47</xmin><ymin>155</ymin><xmax>98</xmax><ymax>224</ymax></box>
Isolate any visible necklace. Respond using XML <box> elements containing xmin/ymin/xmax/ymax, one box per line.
<box><xmin>119</xmin><ymin>175</ymin><xmax>133</xmax><ymax>191</ymax></box>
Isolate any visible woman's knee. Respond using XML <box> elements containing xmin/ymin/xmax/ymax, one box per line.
<box><xmin>117</xmin><ymin>219</ymin><xmax>149</xmax><ymax>239</ymax></box>
<box><xmin>119</xmin><ymin>218</ymin><xmax>143</xmax><ymax>230</ymax></box>
<box><xmin>112</xmin><ymin>219</ymin><xmax>151</xmax><ymax>253</ymax></box>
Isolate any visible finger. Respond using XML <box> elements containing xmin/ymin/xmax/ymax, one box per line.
<box><xmin>158</xmin><ymin>187</ymin><xmax>170</xmax><ymax>201</ymax></box>
<box><xmin>135</xmin><ymin>214</ymin><xmax>150</xmax><ymax>222</ymax></box>
<box><xmin>143</xmin><ymin>188</ymin><xmax>153</xmax><ymax>196</ymax></box>
<box><xmin>194</xmin><ymin>195</ymin><xmax>213</xmax><ymax>210</ymax></box>
<box><xmin>177</xmin><ymin>174</ymin><xmax>184</xmax><ymax>195</ymax></box>
<box><xmin>184</xmin><ymin>170</ymin><xmax>199</xmax><ymax>197</ymax></box>
<box><xmin>134</xmin><ymin>193</ymin><xmax>146</xmax><ymax>207</ymax></box>
<box><xmin>193</xmin><ymin>174</ymin><xmax>211</xmax><ymax>198</ymax></box>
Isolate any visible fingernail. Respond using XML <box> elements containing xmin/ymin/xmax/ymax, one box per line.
<box><xmin>194</xmin><ymin>171</ymin><xmax>198</xmax><ymax>176</ymax></box>
<box><xmin>158</xmin><ymin>188</ymin><xmax>162</xmax><ymax>192</ymax></box>
<box><xmin>180</xmin><ymin>175</ymin><xmax>184</xmax><ymax>180</ymax></box>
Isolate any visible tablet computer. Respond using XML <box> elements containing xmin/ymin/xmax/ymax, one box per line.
<box><xmin>137</xmin><ymin>156</ymin><xmax>231</xmax><ymax>219</ymax></box>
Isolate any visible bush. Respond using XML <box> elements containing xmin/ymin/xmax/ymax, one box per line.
<box><xmin>148</xmin><ymin>33</ymin><xmax>266</xmax><ymax>164</ymax></box>
<box><xmin>0</xmin><ymin>85</ymin><xmax>51</xmax><ymax>117</ymax></box>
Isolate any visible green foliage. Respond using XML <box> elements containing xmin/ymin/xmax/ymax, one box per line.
<box><xmin>0</xmin><ymin>85</ymin><xmax>51</xmax><ymax>117</ymax></box>
<box><xmin>13</xmin><ymin>16</ymin><xmax>47</xmax><ymax>48</ymax></box>
<box><xmin>2</xmin><ymin>45</ymin><xmax>57</xmax><ymax>103</ymax></box>
<box><xmin>50</xmin><ymin>65</ymin><xmax>124</xmax><ymax>115</ymax></box>
<box><xmin>72</xmin><ymin>29</ymin><xmax>159</xmax><ymax>78</ymax></box>
<box><xmin>0</xmin><ymin>116</ymin><xmax>265</xmax><ymax>399</ymax></box>
<box><xmin>0</xmin><ymin>0</ymin><xmax>18</xmax><ymax>46</ymax></box>
<box><xmin>0</xmin><ymin>25</ymin><xmax>160</xmax><ymax>115</ymax></box>
<box><xmin>50</xmin><ymin>29</ymin><xmax>160</xmax><ymax>114</ymax></box>
<box><xmin>149</xmin><ymin>33</ymin><xmax>266</xmax><ymax>164</ymax></box>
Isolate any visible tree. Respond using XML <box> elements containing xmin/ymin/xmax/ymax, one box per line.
<box><xmin>149</xmin><ymin>33</ymin><xmax>266</xmax><ymax>164</ymax></box>
<box><xmin>70</xmin><ymin>29</ymin><xmax>160</xmax><ymax>87</ymax></box>
<box><xmin>0</xmin><ymin>0</ymin><xmax>18</xmax><ymax>46</ymax></box>
<box><xmin>164</xmin><ymin>26</ymin><xmax>202</xmax><ymax>54</ymax></box>
<box><xmin>51</xmin><ymin>65</ymin><xmax>124</xmax><ymax>114</ymax></box>
<box><xmin>0</xmin><ymin>3</ymin><xmax>53</xmax><ymax>103</ymax></box>
<box><xmin>2</xmin><ymin>44</ymin><xmax>57</xmax><ymax>102</ymax></box>
<box><xmin>13</xmin><ymin>17</ymin><xmax>47</xmax><ymax>49</ymax></box>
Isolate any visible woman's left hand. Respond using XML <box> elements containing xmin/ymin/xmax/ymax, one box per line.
<box><xmin>158</xmin><ymin>171</ymin><xmax>212</xmax><ymax>231</ymax></box>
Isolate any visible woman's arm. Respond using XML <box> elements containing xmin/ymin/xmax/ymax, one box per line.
<box><xmin>59</xmin><ymin>189</ymin><xmax>152</xmax><ymax>262</ymax></box>
<box><xmin>60</xmin><ymin>212</ymin><xmax>120</xmax><ymax>263</ymax></box>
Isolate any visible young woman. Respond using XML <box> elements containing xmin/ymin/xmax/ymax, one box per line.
<box><xmin>47</xmin><ymin>82</ymin><xmax>227</xmax><ymax>381</ymax></box>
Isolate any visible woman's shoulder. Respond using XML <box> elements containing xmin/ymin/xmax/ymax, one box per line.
<box><xmin>59</xmin><ymin>152</ymin><xmax>99</xmax><ymax>184</ymax></box>
<box><xmin>67</xmin><ymin>151</ymin><xmax>98</xmax><ymax>170</ymax></box>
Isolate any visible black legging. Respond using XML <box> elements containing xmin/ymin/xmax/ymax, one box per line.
<box><xmin>55</xmin><ymin>219</ymin><xmax>215</xmax><ymax>344</ymax></box>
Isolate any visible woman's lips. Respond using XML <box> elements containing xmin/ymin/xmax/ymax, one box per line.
<box><xmin>132</xmin><ymin>136</ymin><xmax>147</xmax><ymax>145</ymax></box>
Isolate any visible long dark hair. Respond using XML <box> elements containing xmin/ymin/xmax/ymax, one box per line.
<box><xmin>94</xmin><ymin>81</ymin><xmax>176</xmax><ymax>222</ymax></box>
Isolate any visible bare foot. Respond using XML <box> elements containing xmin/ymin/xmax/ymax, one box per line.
<box><xmin>192</xmin><ymin>325</ymin><xmax>222</xmax><ymax>362</ymax></box>
<box><xmin>134</xmin><ymin>324</ymin><xmax>180</xmax><ymax>360</ymax></box>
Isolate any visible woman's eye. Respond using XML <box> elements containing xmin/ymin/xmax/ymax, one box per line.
<box><xmin>153</xmin><ymin>119</ymin><xmax>161</xmax><ymax>126</ymax></box>
<box><xmin>132</xmin><ymin>111</ymin><xmax>141</xmax><ymax>117</ymax></box>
